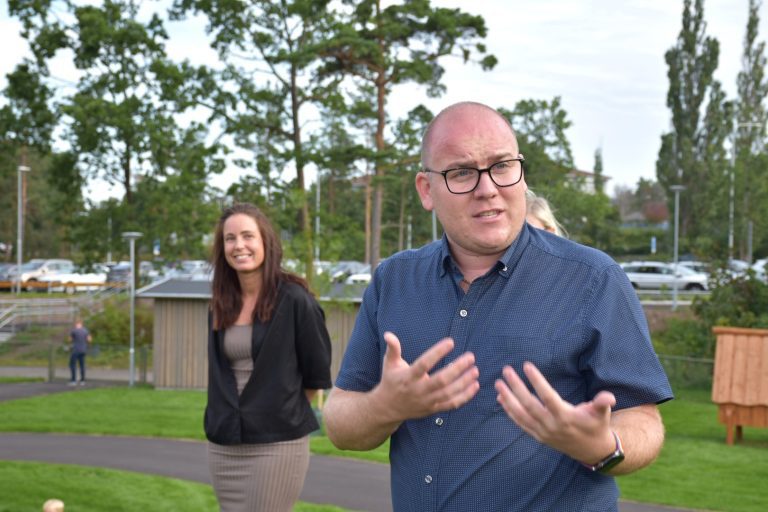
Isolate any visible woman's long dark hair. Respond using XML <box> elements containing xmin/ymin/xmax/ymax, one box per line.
<box><xmin>210</xmin><ymin>203</ymin><xmax>308</xmax><ymax>330</ymax></box>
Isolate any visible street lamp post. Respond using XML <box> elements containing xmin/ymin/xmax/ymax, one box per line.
<box><xmin>122</xmin><ymin>231</ymin><xmax>142</xmax><ymax>387</ymax></box>
<box><xmin>670</xmin><ymin>185</ymin><xmax>685</xmax><ymax>311</ymax></box>
<box><xmin>16</xmin><ymin>164</ymin><xmax>31</xmax><ymax>295</ymax></box>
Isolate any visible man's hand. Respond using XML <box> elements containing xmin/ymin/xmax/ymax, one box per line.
<box><xmin>494</xmin><ymin>361</ymin><xmax>616</xmax><ymax>464</ymax></box>
<box><xmin>323</xmin><ymin>331</ymin><xmax>480</xmax><ymax>451</ymax></box>
<box><xmin>373</xmin><ymin>331</ymin><xmax>480</xmax><ymax>423</ymax></box>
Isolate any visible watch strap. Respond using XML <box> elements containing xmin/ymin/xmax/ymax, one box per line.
<box><xmin>581</xmin><ymin>430</ymin><xmax>625</xmax><ymax>473</ymax></box>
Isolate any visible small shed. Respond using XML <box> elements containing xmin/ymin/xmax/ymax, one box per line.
<box><xmin>137</xmin><ymin>278</ymin><xmax>360</xmax><ymax>390</ymax></box>
<box><xmin>711</xmin><ymin>326</ymin><xmax>768</xmax><ymax>444</ymax></box>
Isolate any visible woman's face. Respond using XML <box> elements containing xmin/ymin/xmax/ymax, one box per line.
<box><xmin>222</xmin><ymin>213</ymin><xmax>265</xmax><ymax>275</ymax></box>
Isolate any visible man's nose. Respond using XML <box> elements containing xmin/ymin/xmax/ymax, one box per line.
<box><xmin>474</xmin><ymin>170</ymin><xmax>498</xmax><ymax>196</ymax></box>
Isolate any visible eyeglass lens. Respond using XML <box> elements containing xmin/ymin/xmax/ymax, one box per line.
<box><xmin>445</xmin><ymin>160</ymin><xmax>522</xmax><ymax>193</ymax></box>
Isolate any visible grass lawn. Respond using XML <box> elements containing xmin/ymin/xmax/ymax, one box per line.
<box><xmin>0</xmin><ymin>461</ymin><xmax>347</xmax><ymax>512</ymax></box>
<box><xmin>1</xmin><ymin>385</ymin><xmax>766</xmax><ymax>511</ymax></box>
<box><xmin>0</xmin><ymin>376</ymin><xmax>44</xmax><ymax>384</ymax></box>
<box><xmin>617</xmin><ymin>388</ymin><xmax>768</xmax><ymax>512</ymax></box>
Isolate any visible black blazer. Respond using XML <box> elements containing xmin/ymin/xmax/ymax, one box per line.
<box><xmin>204</xmin><ymin>282</ymin><xmax>332</xmax><ymax>445</ymax></box>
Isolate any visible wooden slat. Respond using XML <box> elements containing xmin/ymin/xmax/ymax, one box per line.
<box><xmin>759</xmin><ymin>336</ymin><xmax>768</xmax><ymax>404</ymax></box>
<box><xmin>712</xmin><ymin>333</ymin><xmax>735</xmax><ymax>403</ymax></box>
<box><xmin>745</xmin><ymin>334</ymin><xmax>762</xmax><ymax>405</ymax></box>
<box><xmin>731</xmin><ymin>333</ymin><xmax>748</xmax><ymax>403</ymax></box>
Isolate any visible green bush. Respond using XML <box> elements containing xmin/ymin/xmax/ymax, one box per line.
<box><xmin>693</xmin><ymin>273</ymin><xmax>768</xmax><ymax>329</ymax></box>
<box><xmin>85</xmin><ymin>298</ymin><xmax>153</xmax><ymax>347</ymax></box>
<box><xmin>653</xmin><ymin>317</ymin><xmax>714</xmax><ymax>358</ymax></box>
<box><xmin>653</xmin><ymin>274</ymin><xmax>768</xmax><ymax>360</ymax></box>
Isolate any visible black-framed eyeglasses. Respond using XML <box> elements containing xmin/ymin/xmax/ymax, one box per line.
<box><xmin>422</xmin><ymin>157</ymin><xmax>525</xmax><ymax>194</ymax></box>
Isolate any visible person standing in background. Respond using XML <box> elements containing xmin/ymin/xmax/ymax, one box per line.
<box><xmin>68</xmin><ymin>319</ymin><xmax>91</xmax><ymax>386</ymax></box>
<box><xmin>526</xmin><ymin>189</ymin><xmax>568</xmax><ymax>237</ymax></box>
<box><xmin>205</xmin><ymin>203</ymin><xmax>332</xmax><ymax>512</ymax></box>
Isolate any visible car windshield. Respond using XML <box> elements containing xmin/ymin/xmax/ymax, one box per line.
<box><xmin>20</xmin><ymin>261</ymin><xmax>44</xmax><ymax>271</ymax></box>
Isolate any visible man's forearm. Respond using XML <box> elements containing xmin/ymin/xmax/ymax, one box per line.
<box><xmin>606</xmin><ymin>404</ymin><xmax>665</xmax><ymax>475</ymax></box>
<box><xmin>323</xmin><ymin>387</ymin><xmax>402</xmax><ymax>451</ymax></box>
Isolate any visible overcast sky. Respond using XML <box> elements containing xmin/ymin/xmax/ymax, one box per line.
<box><xmin>1</xmin><ymin>0</ymin><xmax>766</xmax><ymax>197</ymax></box>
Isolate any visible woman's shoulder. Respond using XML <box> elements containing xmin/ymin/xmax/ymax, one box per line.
<box><xmin>279</xmin><ymin>280</ymin><xmax>316</xmax><ymax>305</ymax></box>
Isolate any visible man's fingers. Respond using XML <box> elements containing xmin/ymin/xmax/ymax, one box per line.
<box><xmin>522</xmin><ymin>361</ymin><xmax>565</xmax><ymax>413</ymax></box>
<box><xmin>410</xmin><ymin>337</ymin><xmax>456</xmax><ymax>377</ymax></box>
<box><xmin>495</xmin><ymin>366</ymin><xmax>539</xmax><ymax>427</ymax></box>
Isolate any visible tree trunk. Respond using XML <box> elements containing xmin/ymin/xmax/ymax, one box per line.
<box><xmin>371</xmin><ymin>64</ymin><xmax>386</xmax><ymax>269</ymax></box>
<box><xmin>291</xmin><ymin>64</ymin><xmax>314</xmax><ymax>280</ymax></box>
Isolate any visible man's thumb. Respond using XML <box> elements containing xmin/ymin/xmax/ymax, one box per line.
<box><xmin>383</xmin><ymin>331</ymin><xmax>402</xmax><ymax>364</ymax></box>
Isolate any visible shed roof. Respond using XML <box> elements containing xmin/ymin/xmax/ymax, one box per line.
<box><xmin>137</xmin><ymin>277</ymin><xmax>211</xmax><ymax>299</ymax></box>
<box><xmin>137</xmin><ymin>276</ymin><xmax>365</xmax><ymax>302</ymax></box>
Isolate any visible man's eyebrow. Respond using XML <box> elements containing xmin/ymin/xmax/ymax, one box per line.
<box><xmin>444</xmin><ymin>153</ymin><xmax>518</xmax><ymax>168</ymax></box>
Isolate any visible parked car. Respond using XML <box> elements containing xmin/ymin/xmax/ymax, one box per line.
<box><xmin>345</xmin><ymin>270</ymin><xmax>372</xmax><ymax>285</ymax></box>
<box><xmin>0</xmin><ymin>263</ymin><xmax>15</xmax><ymax>291</ymax></box>
<box><xmin>17</xmin><ymin>258</ymin><xmax>75</xmax><ymax>284</ymax></box>
<box><xmin>683</xmin><ymin>258</ymin><xmax>766</xmax><ymax>282</ymax></box>
<box><xmin>163</xmin><ymin>260</ymin><xmax>210</xmax><ymax>279</ymax></box>
<box><xmin>753</xmin><ymin>258</ymin><xmax>768</xmax><ymax>282</ymax></box>
<box><xmin>620</xmin><ymin>261</ymin><xmax>708</xmax><ymax>291</ymax></box>
<box><xmin>330</xmin><ymin>261</ymin><xmax>370</xmax><ymax>283</ymax></box>
<box><xmin>106</xmin><ymin>262</ymin><xmax>132</xmax><ymax>285</ymax></box>
<box><xmin>678</xmin><ymin>260</ymin><xmax>710</xmax><ymax>275</ymax></box>
<box><xmin>37</xmin><ymin>265</ymin><xmax>108</xmax><ymax>294</ymax></box>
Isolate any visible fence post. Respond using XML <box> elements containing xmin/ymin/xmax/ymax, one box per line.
<box><xmin>48</xmin><ymin>342</ymin><xmax>55</xmax><ymax>383</ymax></box>
<box><xmin>140</xmin><ymin>345</ymin><xmax>147</xmax><ymax>384</ymax></box>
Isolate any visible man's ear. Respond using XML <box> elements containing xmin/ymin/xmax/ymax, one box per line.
<box><xmin>415</xmin><ymin>172</ymin><xmax>434</xmax><ymax>211</ymax></box>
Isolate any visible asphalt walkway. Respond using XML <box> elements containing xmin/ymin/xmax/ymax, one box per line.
<box><xmin>0</xmin><ymin>372</ymin><xmax>701</xmax><ymax>512</ymax></box>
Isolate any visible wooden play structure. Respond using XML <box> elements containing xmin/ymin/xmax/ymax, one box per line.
<box><xmin>711</xmin><ymin>326</ymin><xmax>768</xmax><ymax>445</ymax></box>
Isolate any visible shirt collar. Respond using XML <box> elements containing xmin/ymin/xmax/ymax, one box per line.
<box><xmin>438</xmin><ymin>225</ymin><xmax>530</xmax><ymax>280</ymax></box>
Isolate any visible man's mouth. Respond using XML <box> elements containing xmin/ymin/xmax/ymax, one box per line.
<box><xmin>475</xmin><ymin>209</ymin><xmax>502</xmax><ymax>218</ymax></box>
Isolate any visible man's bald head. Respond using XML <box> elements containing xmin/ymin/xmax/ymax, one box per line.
<box><xmin>420</xmin><ymin>102</ymin><xmax>517</xmax><ymax>169</ymax></box>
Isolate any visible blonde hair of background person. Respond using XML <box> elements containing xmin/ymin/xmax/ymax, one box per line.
<box><xmin>42</xmin><ymin>499</ymin><xmax>64</xmax><ymax>512</ymax></box>
<box><xmin>526</xmin><ymin>189</ymin><xmax>567</xmax><ymax>237</ymax></box>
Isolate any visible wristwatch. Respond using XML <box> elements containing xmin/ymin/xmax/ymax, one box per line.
<box><xmin>582</xmin><ymin>430</ymin><xmax>625</xmax><ymax>473</ymax></box>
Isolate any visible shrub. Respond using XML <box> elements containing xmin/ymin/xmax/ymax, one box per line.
<box><xmin>85</xmin><ymin>297</ymin><xmax>153</xmax><ymax>347</ymax></box>
<box><xmin>693</xmin><ymin>273</ymin><xmax>768</xmax><ymax>329</ymax></box>
<box><xmin>653</xmin><ymin>274</ymin><xmax>768</xmax><ymax>360</ymax></box>
<box><xmin>653</xmin><ymin>317</ymin><xmax>714</xmax><ymax>358</ymax></box>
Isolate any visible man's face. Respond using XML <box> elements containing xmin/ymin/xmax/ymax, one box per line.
<box><xmin>416</xmin><ymin>105</ymin><xmax>527</xmax><ymax>259</ymax></box>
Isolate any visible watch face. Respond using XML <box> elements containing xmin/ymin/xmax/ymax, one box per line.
<box><xmin>596</xmin><ymin>451</ymin><xmax>625</xmax><ymax>473</ymax></box>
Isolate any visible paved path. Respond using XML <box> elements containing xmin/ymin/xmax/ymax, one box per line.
<box><xmin>0</xmin><ymin>373</ymin><xmax>700</xmax><ymax>512</ymax></box>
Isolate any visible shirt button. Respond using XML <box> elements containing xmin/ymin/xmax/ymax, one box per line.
<box><xmin>425</xmin><ymin>475</ymin><xmax>433</xmax><ymax>484</ymax></box>
<box><xmin>502</xmin><ymin>265</ymin><xmax>508</xmax><ymax>272</ymax></box>
<box><xmin>459</xmin><ymin>309</ymin><xmax>468</xmax><ymax>317</ymax></box>
<box><xmin>435</xmin><ymin>417</ymin><xmax>444</xmax><ymax>426</ymax></box>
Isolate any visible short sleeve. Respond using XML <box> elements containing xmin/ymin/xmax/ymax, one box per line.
<box><xmin>334</xmin><ymin>269</ymin><xmax>385</xmax><ymax>392</ymax></box>
<box><xmin>581</xmin><ymin>264</ymin><xmax>674</xmax><ymax>409</ymax></box>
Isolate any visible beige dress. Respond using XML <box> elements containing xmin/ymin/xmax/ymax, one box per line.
<box><xmin>207</xmin><ymin>324</ymin><xmax>310</xmax><ymax>512</ymax></box>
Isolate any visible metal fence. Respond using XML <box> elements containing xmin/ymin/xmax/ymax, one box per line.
<box><xmin>658</xmin><ymin>353</ymin><xmax>714</xmax><ymax>391</ymax></box>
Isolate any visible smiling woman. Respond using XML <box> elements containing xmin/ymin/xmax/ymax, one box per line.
<box><xmin>205</xmin><ymin>202</ymin><xmax>333</xmax><ymax>512</ymax></box>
